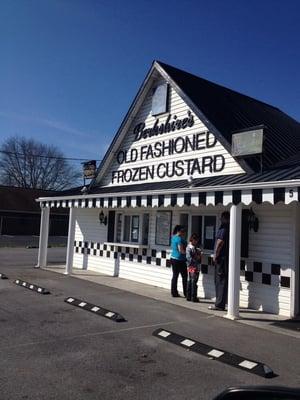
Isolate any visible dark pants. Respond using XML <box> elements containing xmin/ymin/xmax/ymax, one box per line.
<box><xmin>171</xmin><ymin>259</ymin><xmax>187</xmax><ymax>296</ymax></box>
<box><xmin>214</xmin><ymin>257</ymin><xmax>228</xmax><ymax>309</ymax></box>
<box><xmin>187</xmin><ymin>270</ymin><xmax>199</xmax><ymax>301</ymax></box>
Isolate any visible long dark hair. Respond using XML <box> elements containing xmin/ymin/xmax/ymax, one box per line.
<box><xmin>172</xmin><ymin>225</ymin><xmax>185</xmax><ymax>235</ymax></box>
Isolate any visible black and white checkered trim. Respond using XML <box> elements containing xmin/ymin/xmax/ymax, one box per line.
<box><xmin>73</xmin><ymin>240</ymin><xmax>171</xmax><ymax>268</ymax></box>
<box><xmin>73</xmin><ymin>241</ymin><xmax>291</xmax><ymax>289</ymax></box>
<box><xmin>40</xmin><ymin>187</ymin><xmax>300</xmax><ymax>208</ymax></box>
<box><xmin>153</xmin><ymin>328</ymin><xmax>274</xmax><ymax>378</ymax></box>
<box><xmin>240</xmin><ymin>260</ymin><xmax>291</xmax><ymax>288</ymax></box>
<box><xmin>74</xmin><ymin>240</ymin><xmax>292</xmax><ymax>288</ymax></box>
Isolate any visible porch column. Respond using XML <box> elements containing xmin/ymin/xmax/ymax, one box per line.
<box><xmin>226</xmin><ymin>203</ymin><xmax>242</xmax><ymax>320</ymax></box>
<box><xmin>36</xmin><ymin>206</ymin><xmax>50</xmax><ymax>268</ymax></box>
<box><xmin>65</xmin><ymin>207</ymin><xmax>76</xmax><ymax>275</ymax></box>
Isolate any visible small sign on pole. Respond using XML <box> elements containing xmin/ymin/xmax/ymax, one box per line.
<box><xmin>232</xmin><ymin>128</ymin><xmax>263</xmax><ymax>157</ymax></box>
<box><xmin>82</xmin><ymin>160</ymin><xmax>96</xmax><ymax>180</ymax></box>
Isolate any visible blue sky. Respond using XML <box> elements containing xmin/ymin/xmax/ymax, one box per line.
<box><xmin>1</xmin><ymin>0</ymin><xmax>300</xmax><ymax>168</ymax></box>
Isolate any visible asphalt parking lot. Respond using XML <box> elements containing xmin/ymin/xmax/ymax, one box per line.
<box><xmin>0</xmin><ymin>248</ymin><xmax>299</xmax><ymax>400</ymax></box>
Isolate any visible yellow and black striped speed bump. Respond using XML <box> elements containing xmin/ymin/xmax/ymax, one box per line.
<box><xmin>0</xmin><ymin>273</ymin><xmax>8</xmax><ymax>279</ymax></box>
<box><xmin>14</xmin><ymin>279</ymin><xmax>51</xmax><ymax>295</ymax></box>
<box><xmin>64</xmin><ymin>297</ymin><xmax>126</xmax><ymax>322</ymax></box>
<box><xmin>153</xmin><ymin>329</ymin><xmax>275</xmax><ymax>379</ymax></box>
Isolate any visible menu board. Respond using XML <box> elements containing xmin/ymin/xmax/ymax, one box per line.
<box><xmin>155</xmin><ymin>211</ymin><xmax>172</xmax><ymax>246</ymax></box>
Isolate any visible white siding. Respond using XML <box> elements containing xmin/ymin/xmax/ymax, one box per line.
<box><xmin>71</xmin><ymin>204</ymin><xmax>295</xmax><ymax>316</ymax></box>
<box><xmin>248</xmin><ymin>204</ymin><xmax>293</xmax><ymax>265</ymax></box>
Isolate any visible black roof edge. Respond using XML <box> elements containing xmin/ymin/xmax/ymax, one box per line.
<box><xmin>155</xmin><ymin>61</ymin><xmax>285</xmax><ymax>114</ymax></box>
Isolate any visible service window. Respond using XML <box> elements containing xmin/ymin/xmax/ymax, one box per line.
<box><xmin>203</xmin><ymin>216</ymin><xmax>216</xmax><ymax>250</ymax></box>
<box><xmin>131</xmin><ymin>216</ymin><xmax>139</xmax><ymax>242</ymax></box>
<box><xmin>142</xmin><ymin>213</ymin><xmax>150</xmax><ymax>245</ymax></box>
<box><xmin>179</xmin><ymin>213</ymin><xmax>189</xmax><ymax>239</ymax></box>
<box><xmin>117</xmin><ymin>213</ymin><xmax>149</xmax><ymax>245</ymax></box>
<box><xmin>116</xmin><ymin>213</ymin><xmax>122</xmax><ymax>243</ymax></box>
<box><xmin>123</xmin><ymin>215</ymin><xmax>131</xmax><ymax>242</ymax></box>
<box><xmin>191</xmin><ymin>215</ymin><xmax>203</xmax><ymax>245</ymax></box>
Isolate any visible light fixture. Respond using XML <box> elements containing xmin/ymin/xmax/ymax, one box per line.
<box><xmin>99</xmin><ymin>210</ymin><xmax>107</xmax><ymax>225</ymax></box>
<box><xmin>248</xmin><ymin>208</ymin><xmax>259</xmax><ymax>232</ymax></box>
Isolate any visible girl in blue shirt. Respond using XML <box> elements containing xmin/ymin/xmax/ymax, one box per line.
<box><xmin>170</xmin><ymin>225</ymin><xmax>187</xmax><ymax>297</ymax></box>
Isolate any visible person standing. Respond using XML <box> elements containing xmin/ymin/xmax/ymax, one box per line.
<box><xmin>186</xmin><ymin>233</ymin><xmax>202</xmax><ymax>302</ymax></box>
<box><xmin>209</xmin><ymin>211</ymin><xmax>230</xmax><ymax>311</ymax></box>
<box><xmin>170</xmin><ymin>225</ymin><xmax>187</xmax><ymax>297</ymax></box>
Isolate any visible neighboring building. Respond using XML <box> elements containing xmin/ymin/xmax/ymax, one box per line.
<box><xmin>36</xmin><ymin>61</ymin><xmax>300</xmax><ymax>318</ymax></box>
<box><xmin>0</xmin><ymin>185</ymin><xmax>68</xmax><ymax>236</ymax></box>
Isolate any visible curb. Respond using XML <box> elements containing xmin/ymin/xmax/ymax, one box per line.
<box><xmin>14</xmin><ymin>279</ymin><xmax>51</xmax><ymax>295</ymax></box>
<box><xmin>65</xmin><ymin>297</ymin><xmax>126</xmax><ymax>322</ymax></box>
<box><xmin>153</xmin><ymin>328</ymin><xmax>275</xmax><ymax>378</ymax></box>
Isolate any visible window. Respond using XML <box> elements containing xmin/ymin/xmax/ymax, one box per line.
<box><xmin>191</xmin><ymin>214</ymin><xmax>216</xmax><ymax>251</ymax></box>
<box><xmin>203</xmin><ymin>216</ymin><xmax>216</xmax><ymax>250</ymax></box>
<box><xmin>180</xmin><ymin>213</ymin><xmax>189</xmax><ymax>239</ymax></box>
<box><xmin>191</xmin><ymin>215</ymin><xmax>203</xmax><ymax>245</ymax></box>
<box><xmin>116</xmin><ymin>213</ymin><xmax>122</xmax><ymax>242</ymax></box>
<box><xmin>155</xmin><ymin>211</ymin><xmax>172</xmax><ymax>246</ymax></box>
<box><xmin>118</xmin><ymin>213</ymin><xmax>149</xmax><ymax>245</ymax></box>
<box><xmin>123</xmin><ymin>215</ymin><xmax>131</xmax><ymax>242</ymax></box>
<box><xmin>131</xmin><ymin>216</ymin><xmax>139</xmax><ymax>242</ymax></box>
<box><xmin>142</xmin><ymin>213</ymin><xmax>149</xmax><ymax>245</ymax></box>
<box><xmin>152</xmin><ymin>83</ymin><xmax>168</xmax><ymax>116</ymax></box>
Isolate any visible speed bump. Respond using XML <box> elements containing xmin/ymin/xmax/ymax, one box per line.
<box><xmin>14</xmin><ymin>279</ymin><xmax>50</xmax><ymax>294</ymax></box>
<box><xmin>153</xmin><ymin>328</ymin><xmax>275</xmax><ymax>378</ymax></box>
<box><xmin>65</xmin><ymin>297</ymin><xmax>126</xmax><ymax>322</ymax></box>
<box><xmin>0</xmin><ymin>273</ymin><xmax>8</xmax><ymax>279</ymax></box>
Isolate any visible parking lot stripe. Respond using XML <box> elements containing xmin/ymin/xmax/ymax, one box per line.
<box><xmin>64</xmin><ymin>297</ymin><xmax>126</xmax><ymax>322</ymax></box>
<box><xmin>14</xmin><ymin>279</ymin><xmax>51</xmax><ymax>295</ymax></box>
<box><xmin>153</xmin><ymin>328</ymin><xmax>275</xmax><ymax>378</ymax></box>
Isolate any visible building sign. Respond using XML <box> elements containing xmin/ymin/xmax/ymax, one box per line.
<box><xmin>232</xmin><ymin>128</ymin><xmax>263</xmax><ymax>157</ymax></box>
<box><xmin>83</xmin><ymin>160</ymin><xmax>96</xmax><ymax>179</ymax></box>
<box><xmin>111</xmin><ymin>110</ymin><xmax>226</xmax><ymax>184</ymax></box>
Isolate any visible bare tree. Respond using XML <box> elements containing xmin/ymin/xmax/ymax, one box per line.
<box><xmin>0</xmin><ymin>136</ymin><xmax>81</xmax><ymax>190</ymax></box>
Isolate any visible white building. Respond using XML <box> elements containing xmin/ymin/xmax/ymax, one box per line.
<box><xmin>37</xmin><ymin>61</ymin><xmax>300</xmax><ymax>319</ymax></box>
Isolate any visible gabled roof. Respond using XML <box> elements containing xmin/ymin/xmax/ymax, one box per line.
<box><xmin>157</xmin><ymin>61</ymin><xmax>300</xmax><ymax>170</ymax></box>
<box><xmin>92</xmin><ymin>61</ymin><xmax>300</xmax><ymax>190</ymax></box>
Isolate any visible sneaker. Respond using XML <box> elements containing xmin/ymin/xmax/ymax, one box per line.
<box><xmin>192</xmin><ymin>298</ymin><xmax>200</xmax><ymax>303</ymax></box>
<box><xmin>172</xmin><ymin>293</ymin><xmax>181</xmax><ymax>298</ymax></box>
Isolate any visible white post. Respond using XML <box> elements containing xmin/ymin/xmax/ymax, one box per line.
<box><xmin>226</xmin><ymin>203</ymin><xmax>242</xmax><ymax>320</ymax></box>
<box><xmin>36</xmin><ymin>206</ymin><xmax>50</xmax><ymax>268</ymax></box>
<box><xmin>65</xmin><ymin>207</ymin><xmax>76</xmax><ymax>275</ymax></box>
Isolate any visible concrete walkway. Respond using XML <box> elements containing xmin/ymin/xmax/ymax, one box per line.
<box><xmin>44</xmin><ymin>264</ymin><xmax>299</xmax><ymax>339</ymax></box>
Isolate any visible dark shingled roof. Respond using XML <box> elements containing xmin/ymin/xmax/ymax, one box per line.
<box><xmin>0</xmin><ymin>186</ymin><xmax>67</xmax><ymax>213</ymax></box>
<box><xmin>158</xmin><ymin>61</ymin><xmax>300</xmax><ymax>170</ymax></box>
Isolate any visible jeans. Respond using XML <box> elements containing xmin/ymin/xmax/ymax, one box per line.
<box><xmin>186</xmin><ymin>270</ymin><xmax>199</xmax><ymax>301</ymax></box>
<box><xmin>171</xmin><ymin>258</ymin><xmax>187</xmax><ymax>296</ymax></box>
<box><xmin>214</xmin><ymin>256</ymin><xmax>228</xmax><ymax>309</ymax></box>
